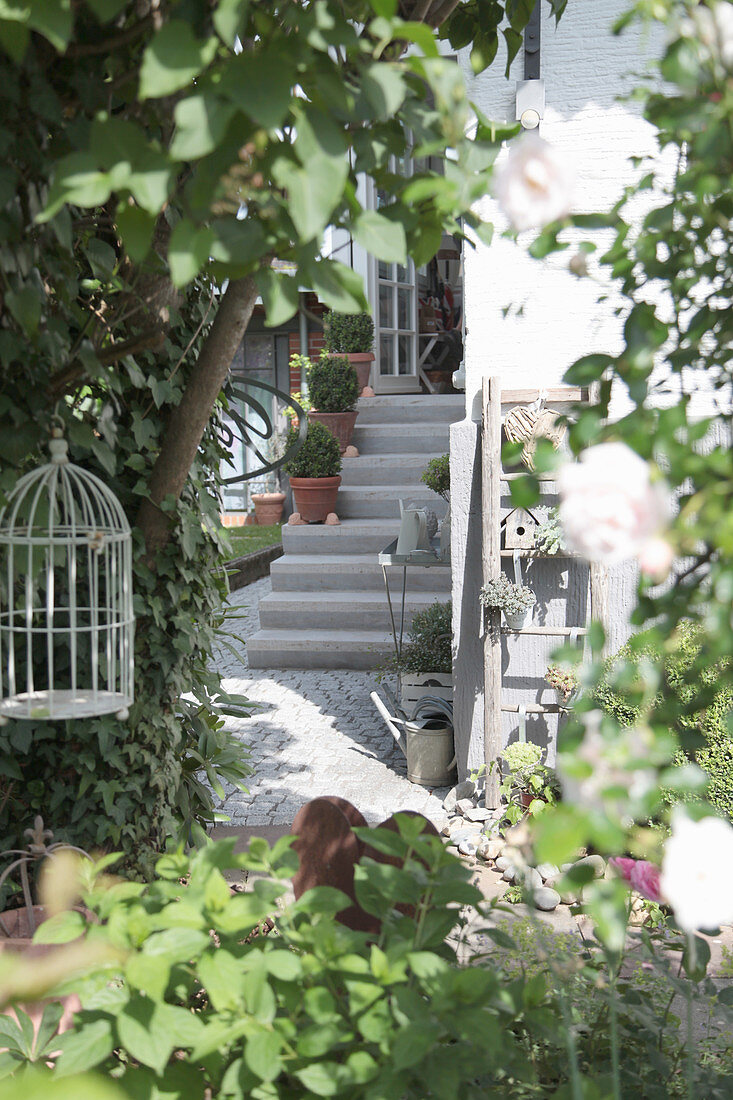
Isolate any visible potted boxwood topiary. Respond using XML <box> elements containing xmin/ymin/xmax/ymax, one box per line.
<box><xmin>307</xmin><ymin>354</ymin><xmax>360</xmax><ymax>453</ymax></box>
<box><xmin>389</xmin><ymin>600</ymin><xmax>453</xmax><ymax>708</ymax></box>
<box><xmin>283</xmin><ymin>419</ymin><xmax>342</xmax><ymax>522</ymax></box>
<box><xmin>323</xmin><ymin>311</ymin><xmax>375</xmax><ymax>394</ymax></box>
<box><xmin>421</xmin><ymin>453</ymin><xmax>450</xmax><ymax>558</ymax></box>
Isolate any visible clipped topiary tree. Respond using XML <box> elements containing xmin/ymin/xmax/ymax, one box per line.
<box><xmin>283</xmin><ymin>420</ymin><xmax>342</xmax><ymax>480</ymax></box>
<box><xmin>323</xmin><ymin>312</ymin><xmax>375</xmax><ymax>355</ymax></box>
<box><xmin>594</xmin><ymin>623</ymin><xmax>733</xmax><ymax>821</ymax></box>
<box><xmin>421</xmin><ymin>453</ymin><xmax>450</xmax><ymax>500</ymax></box>
<box><xmin>307</xmin><ymin>356</ymin><xmax>360</xmax><ymax>413</ymax></box>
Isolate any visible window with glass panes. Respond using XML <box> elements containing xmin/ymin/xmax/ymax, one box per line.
<box><xmin>377</xmin><ymin>259</ymin><xmax>417</xmax><ymax>377</ymax></box>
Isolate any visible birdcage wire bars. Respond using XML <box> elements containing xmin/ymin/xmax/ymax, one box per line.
<box><xmin>0</xmin><ymin>431</ymin><xmax>134</xmax><ymax>722</ymax></box>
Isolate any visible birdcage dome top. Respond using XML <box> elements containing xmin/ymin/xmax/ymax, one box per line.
<box><xmin>0</xmin><ymin>432</ymin><xmax>130</xmax><ymax>547</ymax></box>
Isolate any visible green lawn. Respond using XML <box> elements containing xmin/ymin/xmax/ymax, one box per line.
<box><xmin>223</xmin><ymin>523</ymin><xmax>283</xmax><ymax>558</ymax></box>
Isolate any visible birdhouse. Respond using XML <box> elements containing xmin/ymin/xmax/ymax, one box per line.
<box><xmin>502</xmin><ymin>507</ymin><xmax>539</xmax><ymax>550</ymax></box>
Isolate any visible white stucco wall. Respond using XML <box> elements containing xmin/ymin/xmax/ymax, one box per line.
<box><xmin>450</xmin><ymin>2</ymin><xmax>667</xmax><ymax>775</ymax></box>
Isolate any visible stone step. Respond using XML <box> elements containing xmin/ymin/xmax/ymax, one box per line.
<box><xmin>282</xmin><ymin>518</ymin><xmax>400</xmax><ymax>555</ymax></box>
<box><xmin>338</xmin><ymin>485</ymin><xmax>448</xmax><ymax>520</ymax></box>
<box><xmin>258</xmin><ymin>590</ymin><xmax>441</xmax><ymax>631</ymax></box>
<box><xmin>351</xmin><ymin>422</ymin><xmax>451</xmax><ymax>455</ymax></box>
<box><xmin>270</xmin><ymin>554</ymin><xmax>452</xmax><ymax>593</ymax></box>
<box><xmin>340</xmin><ymin>452</ymin><xmax>445</xmax><ymax>487</ymax></box>
<box><xmin>356</xmin><ymin>394</ymin><xmax>464</xmax><ymax>425</ymax></box>
<box><xmin>246</xmin><ymin>628</ymin><xmax>394</xmax><ymax>670</ymax></box>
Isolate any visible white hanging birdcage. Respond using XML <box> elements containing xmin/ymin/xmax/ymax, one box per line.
<box><xmin>0</xmin><ymin>429</ymin><xmax>134</xmax><ymax>722</ymax></box>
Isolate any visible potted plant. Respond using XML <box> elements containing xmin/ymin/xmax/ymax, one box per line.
<box><xmin>500</xmin><ymin>742</ymin><xmax>558</xmax><ymax>823</ymax></box>
<box><xmin>323</xmin><ymin>311</ymin><xmax>375</xmax><ymax>394</ymax></box>
<box><xmin>421</xmin><ymin>453</ymin><xmax>450</xmax><ymax>558</ymax></box>
<box><xmin>480</xmin><ymin>574</ymin><xmax>536</xmax><ymax>630</ymax></box>
<box><xmin>545</xmin><ymin>663</ymin><xmax>580</xmax><ymax>708</ymax></box>
<box><xmin>306</xmin><ymin>354</ymin><xmax>361</xmax><ymax>454</ymax></box>
<box><xmin>250</xmin><ymin>435</ymin><xmax>287</xmax><ymax>525</ymax></box>
<box><xmin>387</xmin><ymin>600</ymin><xmax>452</xmax><ymax>708</ymax></box>
<box><xmin>283</xmin><ymin>419</ymin><xmax>342</xmax><ymax>523</ymax></box>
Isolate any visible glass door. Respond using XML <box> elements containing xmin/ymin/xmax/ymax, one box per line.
<box><xmin>376</xmin><ymin>259</ymin><xmax>418</xmax><ymax>392</ymax></box>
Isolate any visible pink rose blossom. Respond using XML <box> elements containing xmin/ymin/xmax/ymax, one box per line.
<box><xmin>610</xmin><ymin>856</ymin><xmax>663</xmax><ymax>903</ymax></box>
<box><xmin>638</xmin><ymin>536</ymin><xmax>675</xmax><ymax>581</ymax></box>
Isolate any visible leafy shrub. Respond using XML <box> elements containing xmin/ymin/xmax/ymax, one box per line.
<box><xmin>534</xmin><ymin>508</ymin><xmax>564</xmax><ymax>555</ymax></box>
<box><xmin>283</xmin><ymin>420</ymin><xmax>342</xmax><ymax>479</ymax></box>
<box><xmin>421</xmin><ymin>453</ymin><xmax>450</xmax><ymax>500</ymax></box>
<box><xmin>480</xmin><ymin>574</ymin><xmax>536</xmax><ymax>614</ymax></box>
<box><xmin>594</xmin><ymin>622</ymin><xmax>733</xmax><ymax>820</ymax></box>
<box><xmin>394</xmin><ymin>600</ymin><xmax>452</xmax><ymax>674</ymax></box>
<box><xmin>502</xmin><ymin>740</ymin><xmax>543</xmax><ymax>777</ymax></box>
<box><xmin>323</xmin><ymin>311</ymin><xmax>374</xmax><ymax>354</ymax></box>
<box><xmin>307</xmin><ymin>355</ymin><xmax>360</xmax><ymax>413</ymax></box>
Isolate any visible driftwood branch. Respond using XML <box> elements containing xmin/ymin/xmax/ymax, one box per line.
<box><xmin>135</xmin><ymin>276</ymin><xmax>259</xmax><ymax>558</ymax></box>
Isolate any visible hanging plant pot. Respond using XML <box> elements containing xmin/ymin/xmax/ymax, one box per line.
<box><xmin>308</xmin><ymin>411</ymin><xmax>358</xmax><ymax>454</ymax></box>
<box><xmin>289</xmin><ymin>476</ymin><xmax>341</xmax><ymax>523</ymax></box>
<box><xmin>250</xmin><ymin>492</ymin><xmax>285</xmax><ymax>526</ymax></box>
<box><xmin>345</xmin><ymin>352</ymin><xmax>374</xmax><ymax>394</ymax></box>
<box><xmin>504</xmin><ymin>608</ymin><xmax>531</xmax><ymax>630</ymax></box>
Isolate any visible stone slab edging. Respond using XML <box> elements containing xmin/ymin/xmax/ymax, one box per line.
<box><xmin>226</xmin><ymin>543</ymin><xmax>283</xmax><ymax>591</ymax></box>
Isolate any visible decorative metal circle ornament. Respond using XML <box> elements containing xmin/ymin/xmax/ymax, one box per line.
<box><xmin>0</xmin><ymin>429</ymin><xmax>134</xmax><ymax>723</ymax></box>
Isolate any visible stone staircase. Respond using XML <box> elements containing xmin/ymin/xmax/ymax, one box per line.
<box><xmin>246</xmin><ymin>394</ymin><xmax>464</xmax><ymax>669</ymax></box>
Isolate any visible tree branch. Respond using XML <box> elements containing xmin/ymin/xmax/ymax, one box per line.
<box><xmin>135</xmin><ymin>276</ymin><xmax>259</xmax><ymax>559</ymax></box>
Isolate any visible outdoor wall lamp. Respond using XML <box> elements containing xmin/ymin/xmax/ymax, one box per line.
<box><xmin>516</xmin><ymin>3</ymin><xmax>544</xmax><ymax>130</ymax></box>
<box><xmin>516</xmin><ymin>78</ymin><xmax>545</xmax><ymax>130</ymax></box>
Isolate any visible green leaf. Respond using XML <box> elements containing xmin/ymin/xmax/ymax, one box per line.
<box><xmin>220</xmin><ymin>51</ymin><xmax>295</xmax><ymax>129</ymax></box>
<box><xmin>86</xmin><ymin>1</ymin><xmax>128</xmax><ymax>21</ymax></box>
<box><xmin>209</xmin><ymin>217</ymin><xmax>268</xmax><ymax>274</ymax></box>
<box><xmin>255</xmin><ymin>267</ymin><xmax>300</xmax><ymax>327</ymax></box>
<box><xmin>32</xmin><ymin>909</ymin><xmax>85</xmax><ymax>944</ymax></box>
<box><xmin>168</xmin><ymin>220</ymin><xmax>215</xmax><ymax>286</ymax></box>
<box><xmin>370</xmin><ymin>0</ymin><xmax>398</xmax><ymax>15</ymax></box>
<box><xmin>294</xmin><ymin>1062</ymin><xmax>342</xmax><ymax>1097</ymax></box>
<box><xmin>24</xmin><ymin>0</ymin><xmax>72</xmax><ymax>52</ymax></box>
<box><xmin>213</xmin><ymin>0</ymin><xmax>251</xmax><ymax>43</ymax></box>
<box><xmin>139</xmin><ymin>21</ymin><xmax>218</xmax><ymax>100</ymax></box>
<box><xmin>55</xmin><ymin>1019</ymin><xmax>115</xmax><ymax>1077</ymax></box>
<box><xmin>273</xmin><ymin>153</ymin><xmax>347</xmax><ymax>242</ymax></box>
<box><xmin>170</xmin><ymin>94</ymin><xmax>236</xmax><ymax>161</ymax></box>
<box><xmin>564</xmin><ymin>353</ymin><xmax>615</xmax><ymax>386</ymax></box>
<box><xmin>38</xmin><ymin>153</ymin><xmax>112</xmax><ymax>221</ymax></box>
<box><xmin>360</xmin><ymin>63</ymin><xmax>406</xmax><ymax>120</ymax></box>
<box><xmin>307</xmin><ymin>259</ymin><xmax>369</xmax><ymax>315</ymax></box>
<box><xmin>244</xmin><ymin>1028</ymin><xmax>282</xmax><ymax>1082</ymax></box>
<box><xmin>6</xmin><ymin>285</ymin><xmax>41</xmax><ymax>336</ymax></box>
<box><xmin>116</xmin><ymin>204</ymin><xmax>155</xmax><ymax>263</ymax></box>
<box><xmin>351</xmin><ymin>210</ymin><xmax>406</xmax><ymax>264</ymax></box>
<box><xmin>0</xmin><ymin>19</ymin><xmax>29</xmax><ymax>62</ymax></box>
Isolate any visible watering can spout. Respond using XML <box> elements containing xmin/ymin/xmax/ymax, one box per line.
<box><xmin>370</xmin><ymin>691</ymin><xmax>407</xmax><ymax>756</ymax></box>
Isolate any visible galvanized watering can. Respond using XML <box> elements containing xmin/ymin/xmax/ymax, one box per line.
<box><xmin>371</xmin><ymin>692</ymin><xmax>456</xmax><ymax>788</ymax></box>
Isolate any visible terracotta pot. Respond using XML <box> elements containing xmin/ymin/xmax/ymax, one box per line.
<box><xmin>251</xmin><ymin>492</ymin><xmax>285</xmax><ymax>525</ymax></box>
<box><xmin>346</xmin><ymin>352</ymin><xmax>374</xmax><ymax>393</ymax></box>
<box><xmin>308</xmin><ymin>411</ymin><xmax>358</xmax><ymax>454</ymax></box>
<box><xmin>289</xmin><ymin>476</ymin><xmax>341</xmax><ymax>523</ymax></box>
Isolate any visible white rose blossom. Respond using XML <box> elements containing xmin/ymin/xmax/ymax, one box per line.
<box><xmin>493</xmin><ymin>132</ymin><xmax>574</xmax><ymax>232</ymax></box>
<box><xmin>556</xmin><ymin>711</ymin><xmax>655</xmax><ymax>816</ymax></box>
<box><xmin>558</xmin><ymin>442</ymin><xmax>673</xmax><ymax>567</ymax></box>
<box><xmin>660</xmin><ymin>809</ymin><xmax>733</xmax><ymax>932</ymax></box>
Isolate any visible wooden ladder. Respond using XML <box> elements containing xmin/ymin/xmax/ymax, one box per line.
<box><xmin>481</xmin><ymin>376</ymin><xmax>608</xmax><ymax>807</ymax></box>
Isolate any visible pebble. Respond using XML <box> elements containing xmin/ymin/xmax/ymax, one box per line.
<box><xmin>502</xmin><ymin>864</ymin><xmax>517</xmax><ymax>883</ymax></box>
<box><xmin>536</xmin><ymin>863</ymin><xmax>560</xmax><ymax>882</ymax></box>
<box><xmin>534</xmin><ymin>887</ymin><xmax>561</xmax><ymax>912</ymax></box>
<box><xmin>574</xmin><ymin>854</ymin><xmax>606</xmax><ymax>879</ymax></box>
<box><xmin>455</xmin><ymin>798</ymin><xmax>475</xmax><ymax>816</ymax></box>
<box><xmin>459</xmin><ymin>838</ymin><xmax>478</xmax><ymax>857</ymax></box>
<box><xmin>495</xmin><ymin>856</ymin><xmax>512</xmax><ymax>872</ymax></box>
<box><xmin>520</xmin><ymin>867</ymin><xmax>543</xmax><ymax>892</ymax></box>
<box><xmin>545</xmin><ymin>876</ymin><xmax>578</xmax><ymax>904</ymax></box>
<box><xmin>448</xmin><ymin>828</ymin><xmax>481</xmax><ymax>847</ymax></box>
<box><xmin>464</xmin><ymin>806</ymin><xmax>493</xmax><ymax>823</ymax></box>
<box><xmin>443</xmin><ymin>780</ymin><xmax>475</xmax><ymax>813</ymax></box>
<box><xmin>479</xmin><ymin>837</ymin><xmax>504</xmax><ymax>861</ymax></box>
